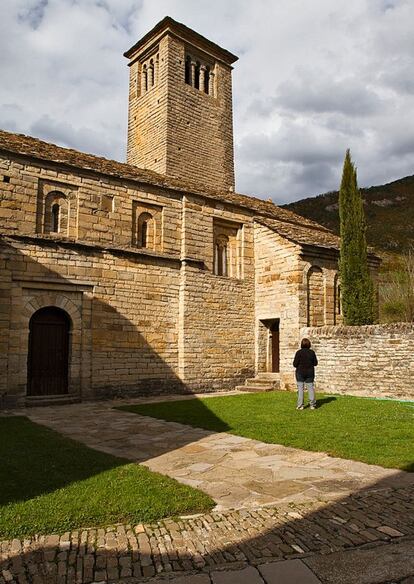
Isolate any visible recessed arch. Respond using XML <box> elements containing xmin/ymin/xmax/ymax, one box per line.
<box><xmin>27</xmin><ymin>306</ymin><xmax>71</xmax><ymax>396</ymax></box>
<box><xmin>307</xmin><ymin>265</ymin><xmax>325</xmax><ymax>327</ymax></box>
<box><xmin>136</xmin><ymin>211</ymin><xmax>155</xmax><ymax>249</ymax></box>
<box><xmin>334</xmin><ymin>273</ymin><xmax>341</xmax><ymax>324</ymax></box>
<box><xmin>214</xmin><ymin>234</ymin><xmax>229</xmax><ymax>277</ymax></box>
<box><xmin>44</xmin><ymin>190</ymin><xmax>68</xmax><ymax>234</ymax></box>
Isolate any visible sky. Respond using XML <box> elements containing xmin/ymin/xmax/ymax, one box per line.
<box><xmin>1</xmin><ymin>0</ymin><xmax>413</xmax><ymax>204</ymax></box>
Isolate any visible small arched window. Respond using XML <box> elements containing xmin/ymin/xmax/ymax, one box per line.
<box><xmin>204</xmin><ymin>66</ymin><xmax>210</xmax><ymax>94</ymax></box>
<box><xmin>185</xmin><ymin>56</ymin><xmax>192</xmax><ymax>85</ymax></box>
<box><xmin>44</xmin><ymin>191</ymin><xmax>68</xmax><ymax>235</ymax></box>
<box><xmin>142</xmin><ymin>65</ymin><xmax>148</xmax><ymax>92</ymax></box>
<box><xmin>194</xmin><ymin>62</ymin><xmax>200</xmax><ymax>90</ymax></box>
<box><xmin>149</xmin><ymin>59</ymin><xmax>155</xmax><ymax>87</ymax></box>
<box><xmin>214</xmin><ymin>234</ymin><xmax>229</xmax><ymax>277</ymax></box>
<box><xmin>141</xmin><ymin>219</ymin><xmax>148</xmax><ymax>247</ymax></box>
<box><xmin>136</xmin><ymin>212</ymin><xmax>154</xmax><ymax>249</ymax></box>
<box><xmin>51</xmin><ymin>203</ymin><xmax>60</xmax><ymax>232</ymax></box>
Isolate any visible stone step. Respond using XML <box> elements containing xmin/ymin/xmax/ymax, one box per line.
<box><xmin>25</xmin><ymin>394</ymin><xmax>81</xmax><ymax>407</ymax></box>
<box><xmin>245</xmin><ymin>377</ymin><xmax>279</xmax><ymax>386</ymax></box>
<box><xmin>236</xmin><ymin>384</ymin><xmax>275</xmax><ymax>393</ymax></box>
<box><xmin>255</xmin><ymin>372</ymin><xmax>281</xmax><ymax>379</ymax></box>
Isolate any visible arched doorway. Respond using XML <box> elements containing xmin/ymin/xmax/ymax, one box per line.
<box><xmin>27</xmin><ymin>307</ymin><xmax>70</xmax><ymax>396</ymax></box>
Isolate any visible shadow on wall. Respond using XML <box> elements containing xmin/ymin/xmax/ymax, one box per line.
<box><xmin>1</xmin><ymin>466</ymin><xmax>413</xmax><ymax>582</ymax></box>
<box><xmin>0</xmin><ymin>236</ymin><xmax>237</xmax><ymax>405</ymax></box>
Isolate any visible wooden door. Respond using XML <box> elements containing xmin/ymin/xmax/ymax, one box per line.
<box><xmin>27</xmin><ymin>307</ymin><xmax>69</xmax><ymax>396</ymax></box>
<box><xmin>271</xmin><ymin>321</ymin><xmax>280</xmax><ymax>373</ymax></box>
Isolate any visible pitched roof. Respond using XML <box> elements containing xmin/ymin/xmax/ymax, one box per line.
<box><xmin>255</xmin><ymin>216</ymin><xmax>340</xmax><ymax>250</ymax></box>
<box><xmin>124</xmin><ymin>16</ymin><xmax>238</xmax><ymax>64</ymax></box>
<box><xmin>0</xmin><ymin>128</ymin><xmax>338</xmax><ymax>248</ymax></box>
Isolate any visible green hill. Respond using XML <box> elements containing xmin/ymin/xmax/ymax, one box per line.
<box><xmin>283</xmin><ymin>175</ymin><xmax>414</xmax><ymax>253</ymax></box>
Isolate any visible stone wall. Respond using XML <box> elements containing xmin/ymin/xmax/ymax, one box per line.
<box><xmin>301</xmin><ymin>323</ymin><xmax>414</xmax><ymax>398</ymax></box>
<box><xmin>0</xmin><ymin>236</ymin><xmax>183</xmax><ymax>405</ymax></box>
<box><xmin>0</xmin><ymin>154</ymin><xmax>258</xmax><ymax>404</ymax></box>
<box><xmin>254</xmin><ymin>224</ymin><xmax>302</xmax><ymax>390</ymax></box>
<box><xmin>0</xmin><ymin>154</ymin><xmax>182</xmax><ymax>252</ymax></box>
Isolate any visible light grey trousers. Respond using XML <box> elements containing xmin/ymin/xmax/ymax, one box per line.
<box><xmin>297</xmin><ymin>381</ymin><xmax>316</xmax><ymax>407</ymax></box>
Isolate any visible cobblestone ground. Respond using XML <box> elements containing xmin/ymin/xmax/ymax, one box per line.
<box><xmin>1</xmin><ymin>485</ymin><xmax>413</xmax><ymax>584</ymax></box>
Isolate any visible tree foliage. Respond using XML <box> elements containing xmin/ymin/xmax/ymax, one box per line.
<box><xmin>380</xmin><ymin>247</ymin><xmax>414</xmax><ymax>322</ymax></box>
<box><xmin>339</xmin><ymin>150</ymin><xmax>375</xmax><ymax>325</ymax></box>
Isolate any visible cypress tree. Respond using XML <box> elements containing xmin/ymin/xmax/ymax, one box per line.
<box><xmin>339</xmin><ymin>150</ymin><xmax>375</xmax><ymax>325</ymax></box>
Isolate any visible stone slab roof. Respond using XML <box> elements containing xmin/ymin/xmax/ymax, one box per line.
<box><xmin>255</xmin><ymin>216</ymin><xmax>340</xmax><ymax>250</ymax></box>
<box><xmin>124</xmin><ymin>16</ymin><xmax>238</xmax><ymax>64</ymax></box>
<box><xmin>0</xmin><ymin>129</ymin><xmax>339</xmax><ymax>248</ymax></box>
<box><xmin>256</xmin><ymin>216</ymin><xmax>380</xmax><ymax>264</ymax></box>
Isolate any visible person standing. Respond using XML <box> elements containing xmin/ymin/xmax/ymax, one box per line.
<box><xmin>293</xmin><ymin>338</ymin><xmax>318</xmax><ymax>410</ymax></box>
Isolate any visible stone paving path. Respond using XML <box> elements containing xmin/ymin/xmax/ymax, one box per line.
<box><xmin>3</xmin><ymin>394</ymin><xmax>414</xmax><ymax>583</ymax></box>
<box><xmin>22</xmin><ymin>397</ymin><xmax>414</xmax><ymax>510</ymax></box>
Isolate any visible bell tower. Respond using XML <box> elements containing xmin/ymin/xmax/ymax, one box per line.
<box><xmin>124</xmin><ymin>17</ymin><xmax>238</xmax><ymax>192</ymax></box>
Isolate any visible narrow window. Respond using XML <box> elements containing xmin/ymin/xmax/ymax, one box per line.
<box><xmin>214</xmin><ymin>235</ymin><xmax>229</xmax><ymax>276</ymax></box>
<box><xmin>51</xmin><ymin>203</ymin><xmax>60</xmax><ymax>233</ymax></box>
<box><xmin>136</xmin><ymin>212</ymin><xmax>154</xmax><ymax>249</ymax></box>
<box><xmin>194</xmin><ymin>62</ymin><xmax>200</xmax><ymax>90</ymax></box>
<box><xmin>141</xmin><ymin>220</ymin><xmax>148</xmax><ymax>247</ymax></box>
<box><xmin>185</xmin><ymin>56</ymin><xmax>191</xmax><ymax>85</ymax></box>
<box><xmin>149</xmin><ymin>60</ymin><xmax>154</xmax><ymax>87</ymax></box>
<box><xmin>204</xmin><ymin>66</ymin><xmax>210</xmax><ymax>94</ymax></box>
<box><xmin>142</xmin><ymin>65</ymin><xmax>148</xmax><ymax>92</ymax></box>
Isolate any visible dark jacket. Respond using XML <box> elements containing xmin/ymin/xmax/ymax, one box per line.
<box><xmin>293</xmin><ymin>348</ymin><xmax>318</xmax><ymax>382</ymax></box>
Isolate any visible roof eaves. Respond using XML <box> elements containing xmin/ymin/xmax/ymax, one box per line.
<box><xmin>124</xmin><ymin>16</ymin><xmax>238</xmax><ymax>64</ymax></box>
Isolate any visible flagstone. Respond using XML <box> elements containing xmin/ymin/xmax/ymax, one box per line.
<box><xmin>21</xmin><ymin>398</ymin><xmax>414</xmax><ymax>510</ymax></box>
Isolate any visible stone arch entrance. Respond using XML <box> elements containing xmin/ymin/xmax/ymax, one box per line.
<box><xmin>27</xmin><ymin>306</ymin><xmax>71</xmax><ymax>396</ymax></box>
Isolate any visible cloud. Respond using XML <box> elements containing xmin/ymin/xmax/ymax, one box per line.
<box><xmin>0</xmin><ymin>0</ymin><xmax>413</xmax><ymax>203</ymax></box>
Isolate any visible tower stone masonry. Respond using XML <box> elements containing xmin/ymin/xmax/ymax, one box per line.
<box><xmin>125</xmin><ymin>17</ymin><xmax>238</xmax><ymax>192</ymax></box>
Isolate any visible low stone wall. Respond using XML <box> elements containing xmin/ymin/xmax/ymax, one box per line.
<box><xmin>300</xmin><ymin>323</ymin><xmax>414</xmax><ymax>399</ymax></box>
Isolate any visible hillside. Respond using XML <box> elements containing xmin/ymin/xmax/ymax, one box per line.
<box><xmin>283</xmin><ymin>175</ymin><xmax>414</xmax><ymax>253</ymax></box>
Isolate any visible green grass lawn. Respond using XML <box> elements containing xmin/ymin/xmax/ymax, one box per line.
<box><xmin>0</xmin><ymin>416</ymin><xmax>214</xmax><ymax>540</ymax></box>
<box><xmin>119</xmin><ymin>392</ymin><xmax>414</xmax><ymax>472</ymax></box>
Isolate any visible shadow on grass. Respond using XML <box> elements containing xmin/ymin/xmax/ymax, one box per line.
<box><xmin>315</xmin><ymin>396</ymin><xmax>337</xmax><ymax>408</ymax></box>
<box><xmin>118</xmin><ymin>399</ymin><xmax>230</xmax><ymax>432</ymax></box>
<box><xmin>0</xmin><ymin>416</ymin><xmax>126</xmax><ymax>506</ymax></box>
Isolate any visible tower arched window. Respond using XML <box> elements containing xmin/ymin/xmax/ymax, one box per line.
<box><xmin>142</xmin><ymin>65</ymin><xmax>148</xmax><ymax>92</ymax></box>
<box><xmin>185</xmin><ymin>56</ymin><xmax>192</xmax><ymax>85</ymax></box>
<box><xmin>51</xmin><ymin>203</ymin><xmax>60</xmax><ymax>233</ymax></box>
<box><xmin>149</xmin><ymin>59</ymin><xmax>154</xmax><ymax>87</ymax></box>
<box><xmin>204</xmin><ymin>66</ymin><xmax>210</xmax><ymax>94</ymax></box>
<box><xmin>194</xmin><ymin>62</ymin><xmax>201</xmax><ymax>90</ymax></box>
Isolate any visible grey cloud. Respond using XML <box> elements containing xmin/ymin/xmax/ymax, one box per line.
<box><xmin>30</xmin><ymin>115</ymin><xmax>125</xmax><ymax>161</ymax></box>
<box><xmin>0</xmin><ymin>104</ymin><xmax>24</xmax><ymax>133</ymax></box>
<box><xmin>274</xmin><ymin>77</ymin><xmax>385</xmax><ymax>117</ymax></box>
<box><xmin>1</xmin><ymin>0</ymin><xmax>414</xmax><ymax>204</ymax></box>
<box><xmin>18</xmin><ymin>0</ymin><xmax>49</xmax><ymax>29</ymax></box>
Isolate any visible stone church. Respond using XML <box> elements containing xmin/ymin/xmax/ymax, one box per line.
<box><xmin>0</xmin><ymin>17</ymin><xmax>379</xmax><ymax>407</ymax></box>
